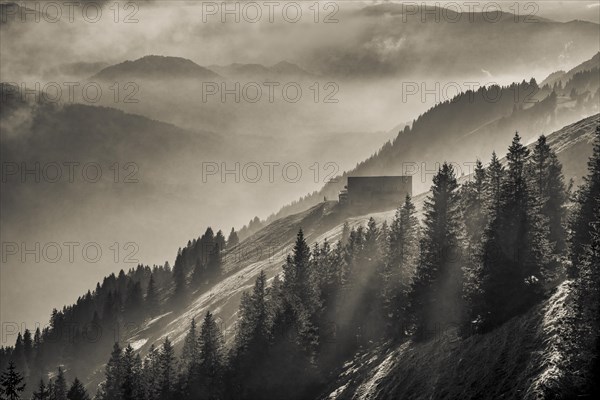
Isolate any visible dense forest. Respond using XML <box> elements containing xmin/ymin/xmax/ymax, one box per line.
<box><xmin>2</xmin><ymin>126</ymin><xmax>598</xmax><ymax>400</ymax></box>
<box><xmin>0</xmin><ymin>226</ymin><xmax>239</xmax><ymax>399</ymax></box>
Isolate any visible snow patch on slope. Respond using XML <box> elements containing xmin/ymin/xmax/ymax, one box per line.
<box><xmin>525</xmin><ymin>280</ymin><xmax>574</xmax><ymax>398</ymax></box>
<box><xmin>353</xmin><ymin>343</ymin><xmax>408</xmax><ymax>400</ymax></box>
<box><xmin>130</xmin><ymin>338</ymin><xmax>148</xmax><ymax>351</ymax></box>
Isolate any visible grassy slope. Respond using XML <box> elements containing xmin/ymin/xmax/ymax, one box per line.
<box><xmin>320</xmin><ymin>281</ymin><xmax>582</xmax><ymax>400</ymax></box>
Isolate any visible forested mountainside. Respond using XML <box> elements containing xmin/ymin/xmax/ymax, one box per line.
<box><xmin>255</xmin><ymin>54</ymin><xmax>600</xmax><ymax>233</ymax></box>
<box><xmin>2</xmin><ymin>2</ymin><xmax>599</xmax><ymax>399</ymax></box>
<box><xmin>1</xmin><ymin>114</ymin><xmax>598</xmax><ymax>399</ymax></box>
<box><xmin>541</xmin><ymin>52</ymin><xmax>600</xmax><ymax>88</ymax></box>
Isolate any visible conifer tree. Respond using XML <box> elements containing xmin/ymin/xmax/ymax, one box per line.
<box><xmin>206</xmin><ymin>242</ymin><xmax>222</xmax><ymax>282</ymax></box>
<box><xmin>191</xmin><ymin>259</ymin><xmax>205</xmax><ymax>286</ymax></box>
<box><xmin>479</xmin><ymin>133</ymin><xmax>548</xmax><ymax>330</ymax></box>
<box><xmin>530</xmin><ymin>135</ymin><xmax>567</xmax><ymax>255</ymax></box>
<box><xmin>101</xmin><ymin>343</ymin><xmax>123</xmax><ymax>400</ymax></box>
<box><xmin>188</xmin><ymin>311</ymin><xmax>225</xmax><ymax>400</ymax></box>
<box><xmin>22</xmin><ymin>330</ymin><xmax>33</xmax><ymax>371</ymax></box>
<box><xmin>268</xmin><ymin>230</ymin><xmax>321</xmax><ymax>399</ymax></box>
<box><xmin>172</xmin><ymin>250</ymin><xmax>188</xmax><ymax>305</ymax></box>
<box><xmin>230</xmin><ymin>272</ymin><xmax>272</xmax><ymax>398</ymax></box>
<box><xmin>181</xmin><ymin>318</ymin><xmax>198</xmax><ymax>372</ymax></box>
<box><xmin>485</xmin><ymin>151</ymin><xmax>504</xmax><ymax>215</ymax></box>
<box><xmin>158</xmin><ymin>337</ymin><xmax>176</xmax><ymax>400</ymax></box>
<box><xmin>31</xmin><ymin>379</ymin><xmax>49</xmax><ymax>400</ymax></box>
<box><xmin>33</xmin><ymin>328</ymin><xmax>43</xmax><ymax>374</ymax></box>
<box><xmin>384</xmin><ymin>194</ymin><xmax>420</xmax><ymax>336</ymax></box>
<box><xmin>11</xmin><ymin>334</ymin><xmax>25</xmax><ymax>375</ymax></box>
<box><xmin>0</xmin><ymin>361</ymin><xmax>25</xmax><ymax>400</ymax></box>
<box><xmin>124</xmin><ymin>281</ymin><xmax>143</xmax><ymax>320</ymax></box>
<box><xmin>281</xmin><ymin>229</ymin><xmax>320</xmax><ymax>352</ymax></box>
<box><xmin>356</xmin><ymin>218</ymin><xmax>385</xmax><ymax>340</ymax></box>
<box><xmin>233</xmin><ymin>271</ymin><xmax>271</xmax><ymax>356</ymax></box>
<box><xmin>227</xmin><ymin>228</ymin><xmax>239</xmax><ymax>248</ymax></box>
<box><xmin>571</xmin><ymin>126</ymin><xmax>600</xmax><ymax>323</ymax></box>
<box><xmin>146</xmin><ymin>274</ymin><xmax>160</xmax><ymax>316</ymax></box>
<box><xmin>460</xmin><ymin>160</ymin><xmax>487</xmax><ymax>243</ymax></box>
<box><xmin>215</xmin><ymin>230</ymin><xmax>226</xmax><ymax>253</ymax></box>
<box><xmin>120</xmin><ymin>345</ymin><xmax>143</xmax><ymax>400</ymax></box>
<box><xmin>545</xmin><ymin>153</ymin><xmax>567</xmax><ymax>253</ymax></box>
<box><xmin>53</xmin><ymin>366</ymin><xmax>68</xmax><ymax>400</ymax></box>
<box><xmin>142</xmin><ymin>344</ymin><xmax>161</xmax><ymax>400</ymax></box>
<box><xmin>66</xmin><ymin>378</ymin><xmax>89</xmax><ymax>400</ymax></box>
<box><xmin>409</xmin><ymin>163</ymin><xmax>462</xmax><ymax>338</ymax></box>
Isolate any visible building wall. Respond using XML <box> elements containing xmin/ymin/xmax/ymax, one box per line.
<box><xmin>347</xmin><ymin>176</ymin><xmax>412</xmax><ymax>211</ymax></box>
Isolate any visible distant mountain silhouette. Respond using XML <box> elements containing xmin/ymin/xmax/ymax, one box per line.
<box><xmin>269</xmin><ymin>61</ymin><xmax>312</xmax><ymax>76</ymax></box>
<box><xmin>92</xmin><ymin>55</ymin><xmax>221</xmax><ymax>81</ymax></box>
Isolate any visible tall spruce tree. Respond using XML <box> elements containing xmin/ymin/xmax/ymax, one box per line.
<box><xmin>53</xmin><ymin>367</ymin><xmax>68</xmax><ymax>400</ymax></box>
<box><xmin>22</xmin><ymin>330</ymin><xmax>32</xmax><ymax>371</ymax></box>
<box><xmin>11</xmin><ymin>334</ymin><xmax>25</xmax><ymax>376</ymax></box>
<box><xmin>158</xmin><ymin>337</ymin><xmax>176</xmax><ymax>400</ymax></box>
<box><xmin>142</xmin><ymin>344</ymin><xmax>161</xmax><ymax>400</ymax></box>
<box><xmin>486</xmin><ymin>151</ymin><xmax>504</xmax><ymax>215</ymax></box>
<box><xmin>268</xmin><ymin>229</ymin><xmax>320</xmax><ymax>399</ymax></box>
<box><xmin>181</xmin><ymin>318</ymin><xmax>199</xmax><ymax>373</ymax></box>
<box><xmin>101</xmin><ymin>343</ymin><xmax>123</xmax><ymax>400</ymax></box>
<box><xmin>0</xmin><ymin>361</ymin><xmax>25</xmax><ymax>400</ymax></box>
<box><xmin>32</xmin><ymin>328</ymin><xmax>43</xmax><ymax>375</ymax></box>
<box><xmin>479</xmin><ymin>133</ymin><xmax>548</xmax><ymax>330</ymax></box>
<box><xmin>384</xmin><ymin>194</ymin><xmax>420</xmax><ymax>337</ymax></box>
<box><xmin>409</xmin><ymin>163</ymin><xmax>462</xmax><ymax>339</ymax></box>
<box><xmin>189</xmin><ymin>311</ymin><xmax>225</xmax><ymax>400</ymax></box>
<box><xmin>121</xmin><ymin>344</ymin><xmax>143</xmax><ymax>400</ymax></box>
<box><xmin>530</xmin><ymin>135</ymin><xmax>567</xmax><ymax>256</ymax></box>
<box><xmin>229</xmin><ymin>271</ymin><xmax>276</xmax><ymax>398</ymax></box>
<box><xmin>281</xmin><ymin>229</ymin><xmax>320</xmax><ymax>352</ymax></box>
<box><xmin>233</xmin><ymin>271</ymin><xmax>271</xmax><ymax>358</ymax></box>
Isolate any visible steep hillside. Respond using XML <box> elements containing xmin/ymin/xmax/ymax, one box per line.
<box><xmin>106</xmin><ymin>114</ymin><xmax>597</xmax><ymax>363</ymax></box>
<box><xmin>320</xmin><ymin>280</ymin><xmax>591</xmax><ymax>400</ymax></box>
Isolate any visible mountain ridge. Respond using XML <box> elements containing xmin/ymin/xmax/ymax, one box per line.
<box><xmin>91</xmin><ymin>55</ymin><xmax>222</xmax><ymax>81</ymax></box>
